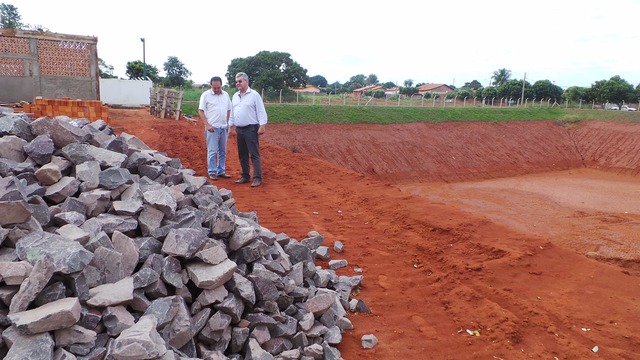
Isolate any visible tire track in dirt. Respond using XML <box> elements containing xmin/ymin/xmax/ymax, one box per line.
<box><xmin>569</xmin><ymin>121</ymin><xmax>640</xmax><ymax>176</ymax></box>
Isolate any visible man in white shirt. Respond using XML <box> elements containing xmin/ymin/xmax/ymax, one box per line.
<box><xmin>229</xmin><ymin>72</ymin><xmax>267</xmax><ymax>187</ymax></box>
<box><xmin>198</xmin><ymin>76</ymin><xmax>232</xmax><ymax>180</ymax></box>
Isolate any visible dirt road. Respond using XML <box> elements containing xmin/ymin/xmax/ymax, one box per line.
<box><xmin>108</xmin><ymin>108</ymin><xmax>640</xmax><ymax>359</ymax></box>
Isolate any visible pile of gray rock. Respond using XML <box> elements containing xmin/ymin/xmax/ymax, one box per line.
<box><xmin>0</xmin><ymin>106</ymin><xmax>366</xmax><ymax>360</ymax></box>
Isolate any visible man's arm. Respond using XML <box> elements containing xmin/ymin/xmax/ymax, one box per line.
<box><xmin>199</xmin><ymin>109</ymin><xmax>214</xmax><ymax>132</ymax></box>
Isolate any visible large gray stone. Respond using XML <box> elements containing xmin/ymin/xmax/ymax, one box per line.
<box><xmin>0</xmin><ymin>200</ymin><xmax>31</xmax><ymax>226</ymax></box>
<box><xmin>0</xmin><ymin>113</ymin><xmax>33</xmax><ymax>140</ymax></box>
<box><xmin>8</xmin><ymin>297</ymin><xmax>81</xmax><ymax>334</ymax></box>
<box><xmin>3</xmin><ymin>327</ymin><xmax>54</xmax><ymax>360</ymax></box>
<box><xmin>162</xmin><ymin>228</ymin><xmax>208</xmax><ymax>259</ymax></box>
<box><xmin>87</xmin><ymin>277</ymin><xmax>135</xmax><ymax>307</ymax></box>
<box><xmin>23</xmin><ymin>134</ymin><xmax>55</xmax><ymax>165</ymax></box>
<box><xmin>185</xmin><ymin>258</ymin><xmax>237</xmax><ymax>289</ymax></box>
<box><xmin>44</xmin><ymin>176</ymin><xmax>80</xmax><ymax>204</ymax></box>
<box><xmin>111</xmin><ymin>315</ymin><xmax>167</xmax><ymax>360</ymax></box>
<box><xmin>99</xmin><ymin>167</ymin><xmax>132</xmax><ymax>190</ymax></box>
<box><xmin>16</xmin><ymin>231</ymin><xmax>93</xmax><ymax>274</ymax></box>
<box><xmin>0</xmin><ymin>135</ymin><xmax>27</xmax><ymax>162</ymax></box>
<box><xmin>30</xmin><ymin>116</ymin><xmax>90</xmax><ymax>148</ymax></box>
<box><xmin>9</xmin><ymin>255</ymin><xmax>55</xmax><ymax>313</ymax></box>
<box><xmin>60</xmin><ymin>143</ymin><xmax>127</xmax><ymax>168</ymax></box>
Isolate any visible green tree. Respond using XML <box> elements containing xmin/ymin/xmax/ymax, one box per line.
<box><xmin>0</xmin><ymin>3</ymin><xmax>22</xmax><ymax>29</ymax></box>
<box><xmin>463</xmin><ymin>80</ymin><xmax>482</xmax><ymax>90</ymax></box>
<box><xmin>328</xmin><ymin>81</ymin><xmax>343</xmax><ymax>94</ymax></box>
<box><xmin>479</xmin><ymin>86</ymin><xmax>498</xmax><ymax>102</ymax></box>
<box><xmin>403</xmin><ymin>79</ymin><xmax>414</xmax><ymax>87</ymax></box>
<box><xmin>491</xmin><ymin>68</ymin><xmax>511</xmax><ymax>86</ymax></box>
<box><xmin>600</xmin><ymin>75</ymin><xmax>635</xmax><ymax>107</ymax></box>
<box><xmin>309</xmin><ymin>75</ymin><xmax>328</xmax><ymax>88</ymax></box>
<box><xmin>531</xmin><ymin>80</ymin><xmax>563</xmax><ymax>101</ymax></box>
<box><xmin>125</xmin><ymin>60</ymin><xmax>160</xmax><ymax>82</ymax></box>
<box><xmin>563</xmin><ymin>86</ymin><xmax>587</xmax><ymax>103</ymax></box>
<box><xmin>226</xmin><ymin>51</ymin><xmax>308</xmax><ymax>92</ymax></box>
<box><xmin>497</xmin><ymin>79</ymin><xmax>531</xmax><ymax>101</ymax></box>
<box><xmin>98</xmin><ymin>58</ymin><xmax>117</xmax><ymax>79</ymax></box>
<box><xmin>163</xmin><ymin>56</ymin><xmax>191</xmax><ymax>88</ymax></box>
<box><xmin>584</xmin><ymin>79</ymin><xmax>606</xmax><ymax>103</ymax></box>
<box><xmin>452</xmin><ymin>88</ymin><xmax>474</xmax><ymax>100</ymax></box>
<box><xmin>366</xmin><ymin>73</ymin><xmax>378</xmax><ymax>85</ymax></box>
<box><xmin>382</xmin><ymin>81</ymin><xmax>396</xmax><ymax>88</ymax></box>
<box><xmin>399</xmin><ymin>86</ymin><xmax>418</xmax><ymax>95</ymax></box>
<box><xmin>344</xmin><ymin>74</ymin><xmax>366</xmax><ymax>91</ymax></box>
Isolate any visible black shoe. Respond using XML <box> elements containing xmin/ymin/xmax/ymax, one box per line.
<box><xmin>209</xmin><ymin>174</ymin><xmax>218</xmax><ymax>180</ymax></box>
<box><xmin>250</xmin><ymin>179</ymin><xmax>262</xmax><ymax>187</ymax></box>
<box><xmin>235</xmin><ymin>177</ymin><xmax>250</xmax><ymax>184</ymax></box>
<box><xmin>219</xmin><ymin>173</ymin><xmax>232</xmax><ymax>179</ymax></box>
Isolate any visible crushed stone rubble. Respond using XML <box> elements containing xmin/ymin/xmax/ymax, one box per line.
<box><xmin>0</xmin><ymin>106</ymin><xmax>372</xmax><ymax>359</ymax></box>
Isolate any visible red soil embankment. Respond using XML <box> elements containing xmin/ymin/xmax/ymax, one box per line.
<box><xmin>262</xmin><ymin>120</ymin><xmax>640</xmax><ymax>182</ymax></box>
<box><xmin>108</xmin><ymin>109</ymin><xmax>640</xmax><ymax>360</ymax></box>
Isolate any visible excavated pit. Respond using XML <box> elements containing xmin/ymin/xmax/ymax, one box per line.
<box><xmin>108</xmin><ymin>109</ymin><xmax>640</xmax><ymax>359</ymax></box>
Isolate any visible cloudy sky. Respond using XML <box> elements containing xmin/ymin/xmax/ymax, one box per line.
<box><xmin>9</xmin><ymin>0</ymin><xmax>640</xmax><ymax>89</ymax></box>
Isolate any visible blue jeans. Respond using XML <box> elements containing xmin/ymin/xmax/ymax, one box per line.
<box><xmin>205</xmin><ymin>127</ymin><xmax>228</xmax><ymax>175</ymax></box>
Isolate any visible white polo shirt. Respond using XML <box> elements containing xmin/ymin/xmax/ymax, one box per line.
<box><xmin>198</xmin><ymin>89</ymin><xmax>232</xmax><ymax>128</ymax></box>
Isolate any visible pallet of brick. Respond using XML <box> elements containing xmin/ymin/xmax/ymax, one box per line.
<box><xmin>24</xmin><ymin>98</ymin><xmax>108</xmax><ymax>121</ymax></box>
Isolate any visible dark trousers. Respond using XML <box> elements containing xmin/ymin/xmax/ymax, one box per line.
<box><xmin>236</xmin><ymin>124</ymin><xmax>262</xmax><ymax>180</ymax></box>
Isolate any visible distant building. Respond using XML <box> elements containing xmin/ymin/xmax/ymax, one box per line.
<box><xmin>417</xmin><ymin>83</ymin><xmax>455</xmax><ymax>96</ymax></box>
<box><xmin>385</xmin><ymin>87</ymin><xmax>400</xmax><ymax>96</ymax></box>
<box><xmin>290</xmin><ymin>85</ymin><xmax>321</xmax><ymax>93</ymax></box>
<box><xmin>352</xmin><ymin>85</ymin><xmax>386</xmax><ymax>97</ymax></box>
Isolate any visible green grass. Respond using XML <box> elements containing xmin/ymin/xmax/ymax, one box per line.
<box><xmin>177</xmin><ymin>87</ymin><xmax>640</xmax><ymax>124</ymax></box>
<box><xmin>264</xmin><ymin>105</ymin><xmax>640</xmax><ymax>124</ymax></box>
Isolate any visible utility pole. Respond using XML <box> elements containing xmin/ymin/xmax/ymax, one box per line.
<box><xmin>140</xmin><ymin>38</ymin><xmax>146</xmax><ymax>80</ymax></box>
<box><xmin>520</xmin><ymin>72</ymin><xmax>526</xmax><ymax>105</ymax></box>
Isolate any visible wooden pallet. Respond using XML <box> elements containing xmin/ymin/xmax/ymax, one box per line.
<box><xmin>150</xmin><ymin>87</ymin><xmax>184</xmax><ymax>120</ymax></box>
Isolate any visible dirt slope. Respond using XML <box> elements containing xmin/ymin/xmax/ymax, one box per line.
<box><xmin>108</xmin><ymin>109</ymin><xmax>640</xmax><ymax>359</ymax></box>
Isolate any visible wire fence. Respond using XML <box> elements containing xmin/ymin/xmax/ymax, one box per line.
<box><xmin>181</xmin><ymin>90</ymin><xmax>640</xmax><ymax>115</ymax></box>
<box><xmin>260</xmin><ymin>92</ymin><xmax>640</xmax><ymax>111</ymax></box>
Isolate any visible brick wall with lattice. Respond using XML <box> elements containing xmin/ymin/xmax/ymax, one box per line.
<box><xmin>0</xmin><ymin>29</ymin><xmax>99</xmax><ymax>103</ymax></box>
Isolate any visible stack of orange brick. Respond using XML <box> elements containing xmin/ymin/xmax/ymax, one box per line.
<box><xmin>22</xmin><ymin>98</ymin><xmax>109</xmax><ymax>121</ymax></box>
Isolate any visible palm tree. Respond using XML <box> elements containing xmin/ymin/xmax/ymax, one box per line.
<box><xmin>491</xmin><ymin>68</ymin><xmax>512</xmax><ymax>86</ymax></box>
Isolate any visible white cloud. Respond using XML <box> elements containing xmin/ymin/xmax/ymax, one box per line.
<box><xmin>10</xmin><ymin>0</ymin><xmax>640</xmax><ymax>88</ymax></box>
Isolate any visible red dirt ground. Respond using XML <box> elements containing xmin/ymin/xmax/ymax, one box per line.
<box><xmin>107</xmin><ymin>108</ymin><xmax>640</xmax><ymax>359</ymax></box>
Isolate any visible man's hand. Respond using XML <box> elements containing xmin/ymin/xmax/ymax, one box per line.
<box><xmin>229</xmin><ymin>126</ymin><xmax>236</xmax><ymax>137</ymax></box>
<box><xmin>258</xmin><ymin>125</ymin><xmax>266</xmax><ymax>135</ymax></box>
